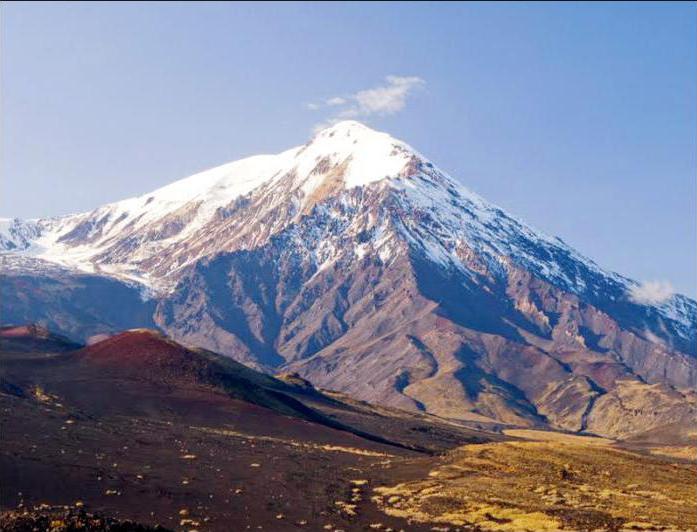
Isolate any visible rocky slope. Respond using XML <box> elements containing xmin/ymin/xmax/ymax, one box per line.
<box><xmin>0</xmin><ymin>326</ymin><xmax>491</xmax><ymax>531</ymax></box>
<box><xmin>2</xmin><ymin>120</ymin><xmax>695</xmax><ymax>439</ymax></box>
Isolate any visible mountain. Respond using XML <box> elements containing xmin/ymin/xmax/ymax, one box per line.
<box><xmin>2</xmin><ymin>120</ymin><xmax>695</xmax><ymax>439</ymax></box>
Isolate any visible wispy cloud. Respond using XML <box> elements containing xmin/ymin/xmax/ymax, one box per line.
<box><xmin>308</xmin><ymin>75</ymin><xmax>425</xmax><ymax>131</ymax></box>
<box><xmin>629</xmin><ymin>280</ymin><xmax>675</xmax><ymax>305</ymax></box>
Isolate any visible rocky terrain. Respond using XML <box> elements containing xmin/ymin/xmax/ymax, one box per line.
<box><xmin>1</xmin><ymin>326</ymin><xmax>694</xmax><ymax>531</ymax></box>
<box><xmin>0</xmin><ymin>504</ymin><xmax>170</xmax><ymax>532</ymax></box>
<box><xmin>1</xmin><ymin>120</ymin><xmax>695</xmax><ymax>442</ymax></box>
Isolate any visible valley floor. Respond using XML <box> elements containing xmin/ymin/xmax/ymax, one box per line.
<box><xmin>1</xmin><ymin>385</ymin><xmax>445</xmax><ymax>531</ymax></box>
<box><xmin>373</xmin><ymin>430</ymin><xmax>696</xmax><ymax>532</ymax></box>
<box><xmin>2</xmin><ymin>389</ymin><xmax>695</xmax><ymax>532</ymax></box>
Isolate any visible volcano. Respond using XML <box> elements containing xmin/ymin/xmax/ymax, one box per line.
<box><xmin>2</xmin><ymin>120</ymin><xmax>695</xmax><ymax>440</ymax></box>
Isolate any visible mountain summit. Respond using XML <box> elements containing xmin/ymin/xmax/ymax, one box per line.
<box><xmin>1</xmin><ymin>121</ymin><xmax>432</xmax><ymax>286</ymax></box>
<box><xmin>2</xmin><ymin>121</ymin><xmax>696</xmax><ymax>439</ymax></box>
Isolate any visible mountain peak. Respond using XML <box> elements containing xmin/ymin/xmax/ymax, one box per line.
<box><xmin>309</xmin><ymin>120</ymin><xmax>411</xmax><ymax>159</ymax></box>
<box><xmin>312</xmin><ymin>120</ymin><xmax>410</xmax><ymax>147</ymax></box>
<box><xmin>297</xmin><ymin>120</ymin><xmax>424</xmax><ymax>194</ymax></box>
<box><xmin>316</xmin><ymin>119</ymin><xmax>379</xmax><ymax>136</ymax></box>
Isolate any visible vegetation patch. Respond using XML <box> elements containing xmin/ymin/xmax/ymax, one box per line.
<box><xmin>372</xmin><ymin>436</ymin><xmax>697</xmax><ymax>531</ymax></box>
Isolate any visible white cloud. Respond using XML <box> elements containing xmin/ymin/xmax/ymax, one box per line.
<box><xmin>307</xmin><ymin>75</ymin><xmax>425</xmax><ymax>130</ymax></box>
<box><xmin>353</xmin><ymin>75</ymin><xmax>424</xmax><ymax>115</ymax></box>
<box><xmin>308</xmin><ymin>97</ymin><xmax>347</xmax><ymax>111</ymax></box>
<box><xmin>326</xmin><ymin>96</ymin><xmax>347</xmax><ymax>106</ymax></box>
<box><xmin>629</xmin><ymin>280</ymin><xmax>675</xmax><ymax>305</ymax></box>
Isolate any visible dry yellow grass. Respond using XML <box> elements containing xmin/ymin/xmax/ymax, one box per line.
<box><xmin>32</xmin><ymin>386</ymin><xmax>55</xmax><ymax>403</ymax></box>
<box><xmin>191</xmin><ymin>426</ymin><xmax>393</xmax><ymax>457</ymax></box>
<box><xmin>648</xmin><ymin>445</ymin><xmax>697</xmax><ymax>461</ymax></box>
<box><xmin>372</xmin><ymin>435</ymin><xmax>697</xmax><ymax>531</ymax></box>
<box><xmin>504</xmin><ymin>428</ymin><xmax>614</xmax><ymax>445</ymax></box>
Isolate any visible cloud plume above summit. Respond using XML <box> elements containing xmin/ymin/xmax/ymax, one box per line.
<box><xmin>308</xmin><ymin>75</ymin><xmax>424</xmax><ymax>131</ymax></box>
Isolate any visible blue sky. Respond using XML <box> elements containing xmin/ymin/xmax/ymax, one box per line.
<box><xmin>2</xmin><ymin>2</ymin><xmax>695</xmax><ymax>296</ymax></box>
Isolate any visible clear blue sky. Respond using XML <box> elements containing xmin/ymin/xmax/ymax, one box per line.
<box><xmin>2</xmin><ymin>2</ymin><xmax>695</xmax><ymax>296</ymax></box>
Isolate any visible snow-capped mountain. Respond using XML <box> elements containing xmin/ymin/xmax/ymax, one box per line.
<box><xmin>2</xmin><ymin>121</ymin><xmax>696</xmax><ymax>438</ymax></box>
<box><xmin>2</xmin><ymin>122</ymin><xmax>438</xmax><ymax>288</ymax></box>
<box><xmin>2</xmin><ymin>121</ymin><xmax>694</xmax><ymax>328</ymax></box>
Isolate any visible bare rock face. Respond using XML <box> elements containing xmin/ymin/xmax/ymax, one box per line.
<box><xmin>153</xmin><ymin>175</ymin><xmax>695</xmax><ymax>439</ymax></box>
<box><xmin>2</xmin><ymin>121</ymin><xmax>695</xmax><ymax>441</ymax></box>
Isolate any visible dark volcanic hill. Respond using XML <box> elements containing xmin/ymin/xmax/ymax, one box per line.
<box><xmin>0</xmin><ymin>325</ymin><xmax>497</xmax><ymax>531</ymax></box>
<box><xmin>0</xmin><ymin>326</ymin><xmax>490</xmax><ymax>449</ymax></box>
<box><xmin>1</xmin><ymin>120</ymin><xmax>695</xmax><ymax>440</ymax></box>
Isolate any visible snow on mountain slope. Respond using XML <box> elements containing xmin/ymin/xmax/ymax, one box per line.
<box><xmin>1</xmin><ymin>120</ymin><xmax>695</xmax><ymax>338</ymax></box>
<box><xmin>0</xmin><ymin>122</ymin><xmax>416</xmax><ymax>284</ymax></box>
<box><xmin>0</xmin><ymin>218</ymin><xmax>42</xmax><ymax>251</ymax></box>
<box><xmin>0</xmin><ymin>153</ymin><xmax>297</xmax><ymax>280</ymax></box>
<box><xmin>3</xmin><ymin>120</ymin><xmax>697</xmax><ymax>438</ymax></box>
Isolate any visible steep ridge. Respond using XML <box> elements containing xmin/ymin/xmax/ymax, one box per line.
<box><xmin>2</xmin><ymin>121</ymin><xmax>695</xmax><ymax>439</ymax></box>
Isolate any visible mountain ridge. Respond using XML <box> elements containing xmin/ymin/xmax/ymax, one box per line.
<box><xmin>2</xmin><ymin>120</ymin><xmax>695</xmax><ymax>440</ymax></box>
